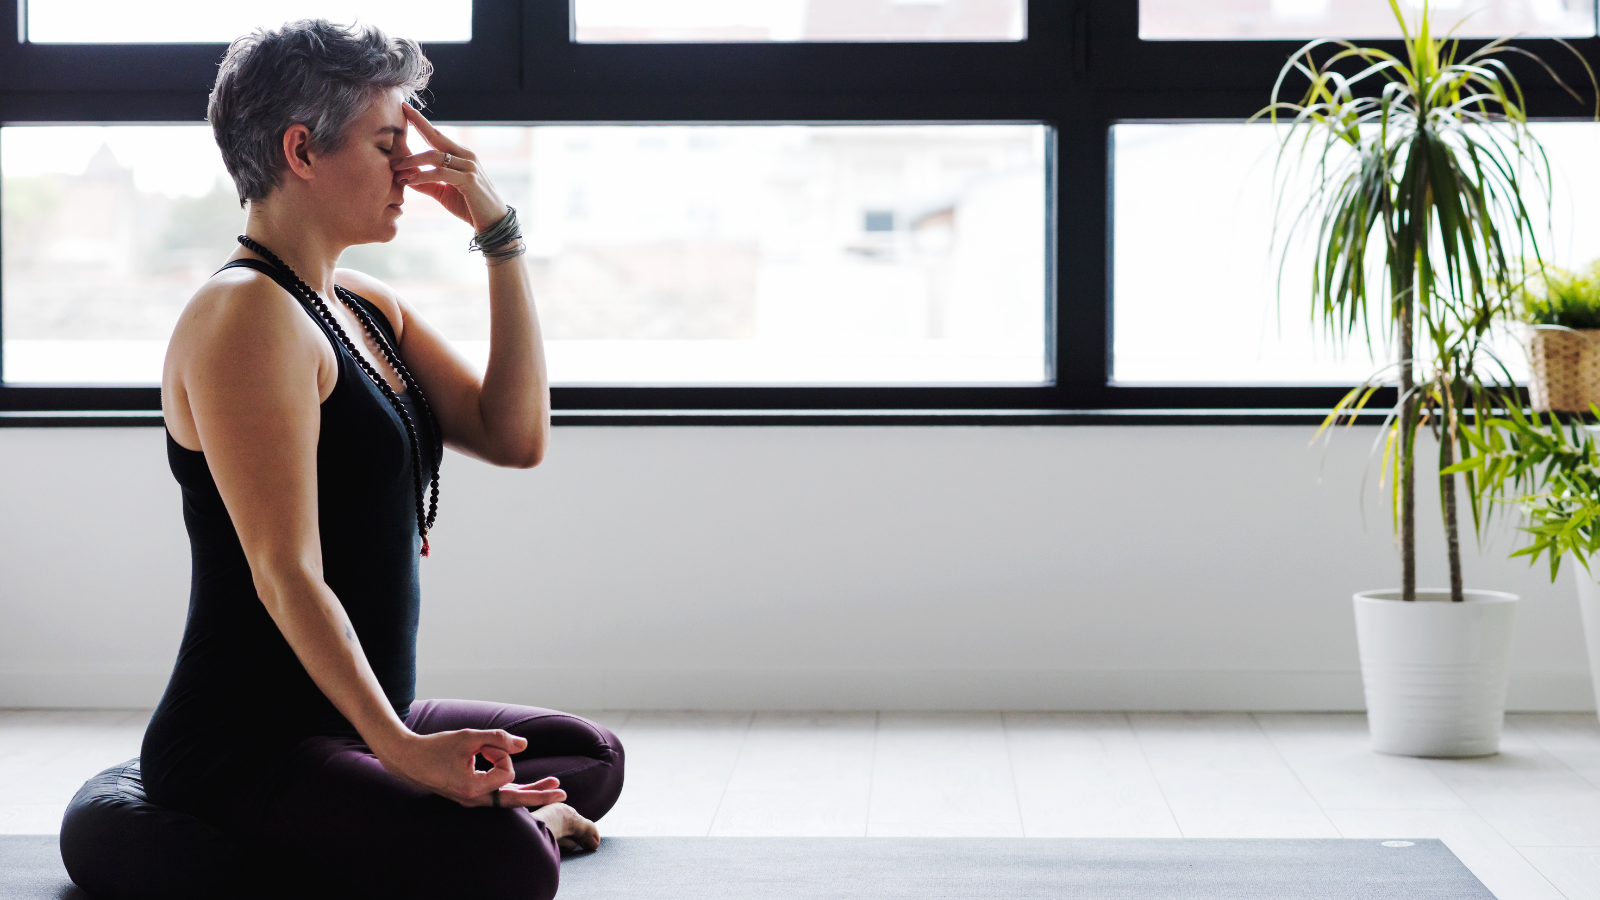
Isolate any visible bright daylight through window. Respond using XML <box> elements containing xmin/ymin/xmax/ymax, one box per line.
<box><xmin>24</xmin><ymin>0</ymin><xmax>471</xmax><ymax>43</ymax></box>
<box><xmin>1113</xmin><ymin>122</ymin><xmax>1600</xmax><ymax>385</ymax></box>
<box><xmin>1</xmin><ymin>124</ymin><xmax>1047</xmax><ymax>386</ymax></box>
<box><xmin>573</xmin><ymin>0</ymin><xmax>1024</xmax><ymax>42</ymax></box>
<box><xmin>1140</xmin><ymin>0</ymin><xmax>1595</xmax><ymax>40</ymax></box>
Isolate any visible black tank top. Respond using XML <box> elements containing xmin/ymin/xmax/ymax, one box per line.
<box><xmin>141</xmin><ymin>259</ymin><xmax>440</xmax><ymax>820</ymax></box>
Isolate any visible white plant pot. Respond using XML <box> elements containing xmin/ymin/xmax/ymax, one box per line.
<box><xmin>1573</xmin><ymin>565</ymin><xmax>1600</xmax><ymax>722</ymax></box>
<box><xmin>1353</xmin><ymin>589</ymin><xmax>1518</xmax><ymax>758</ymax></box>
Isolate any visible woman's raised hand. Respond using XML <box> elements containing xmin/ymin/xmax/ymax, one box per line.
<box><xmin>378</xmin><ymin>728</ymin><xmax>570</xmax><ymax>808</ymax></box>
<box><xmin>391</xmin><ymin>103</ymin><xmax>508</xmax><ymax>233</ymax></box>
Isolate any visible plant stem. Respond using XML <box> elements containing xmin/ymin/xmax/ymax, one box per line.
<box><xmin>1442</xmin><ymin>410</ymin><xmax>1464</xmax><ymax>602</ymax></box>
<box><xmin>1400</xmin><ymin>272</ymin><xmax>1417</xmax><ymax>602</ymax></box>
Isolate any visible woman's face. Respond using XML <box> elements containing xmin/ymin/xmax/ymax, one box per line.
<box><xmin>310</xmin><ymin>88</ymin><xmax>411</xmax><ymax>245</ymax></box>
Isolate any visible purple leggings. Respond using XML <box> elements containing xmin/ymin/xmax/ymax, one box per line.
<box><xmin>243</xmin><ymin>700</ymin><xmax>624</xmax><ymax>900</ymax></box>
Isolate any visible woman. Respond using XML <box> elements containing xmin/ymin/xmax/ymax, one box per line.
<box><xmin>137</xmin><ymin>19</ymin><xmax>622</xmax><ymax>898</ymax></box>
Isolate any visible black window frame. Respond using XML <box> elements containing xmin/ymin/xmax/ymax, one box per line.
<box><xmin>1</xmin><ymin>0</ymin><xmax>1595</xmax><ymax>426</ymax></box>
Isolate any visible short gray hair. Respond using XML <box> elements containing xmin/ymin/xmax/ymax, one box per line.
<box><xmin>208</xmin><ymin>19</ymin><xmax>432</xmax><ymax>206</ymax></box>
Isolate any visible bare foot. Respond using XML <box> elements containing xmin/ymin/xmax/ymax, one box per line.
<box><xmin>532</xmin><ymin>802</ymin><xmax>600</xmax><ymax>852</ymax></box>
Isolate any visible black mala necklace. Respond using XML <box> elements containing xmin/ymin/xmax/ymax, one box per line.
<box><xmin>237</xmin><ymin>234</ymin><xmax>441</xmax><ymax>556</ymax></box>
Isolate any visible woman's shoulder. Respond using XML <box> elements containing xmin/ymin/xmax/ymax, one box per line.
<box><xmin>168</xmin><ymin>265</ymin><xmax>335</xmax><ymax>392</ymax></box>
<box><xmin>171</xmin><ymin>264</ymin><xmax>323</xmax><ymax>353</ymax></box>
<box><xmin>333</xmin><ymin>267</ymin><xmax>406</xmax><ymax>343</ymax></box>
<box><xmin>163</xmin><ymin>262</ymin><xmax>339</xmax><ymax>447</ymax></box>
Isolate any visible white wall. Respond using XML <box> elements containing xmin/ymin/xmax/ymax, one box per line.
<box><xmin>0</xmin><ymin>424</ymin><xmax>1591</xmax><ymax>711</ymax></box>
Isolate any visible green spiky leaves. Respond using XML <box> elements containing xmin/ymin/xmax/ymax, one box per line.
<box><xmin>1262</xmin><ymin>0</ymin><xmax>1594</xmax><ymax>599</ymax></box>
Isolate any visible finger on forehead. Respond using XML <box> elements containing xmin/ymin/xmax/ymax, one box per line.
<box><xmin>399</xmin><ymin>104</ymin><xmax>439</xmax><ymax>148</ymax></box>
<box><xmin>403</xmin><ymin>104</ymin><xmax>461</xmax><ymax>152</ymax></box>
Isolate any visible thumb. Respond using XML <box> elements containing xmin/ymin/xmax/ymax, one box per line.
<box><xmin>473</xmin><ymin>729</ymin><xmax>527</xmax><ymax>754</ymax></box>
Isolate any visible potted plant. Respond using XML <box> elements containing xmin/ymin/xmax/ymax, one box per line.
<box><xmin>1517</xmin><ymin>260</ymin><xmax>1600</xmax><ymax>412</ymax></box>
<box><xmin>1450</xmin><ymin>407</ymin><xmax>1600</xmax><ymax>720</ymax></box>
<box><xmin>1260</xmin><ymin>0</ymin><xmax>1589</xmax><ymax>756</ymax></box>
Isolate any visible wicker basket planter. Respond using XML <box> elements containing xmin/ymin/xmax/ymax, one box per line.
<box><xmin>1527</xmin><ymin>326</ymin><xmax>1600</xmax><ymax>412</ymax></box>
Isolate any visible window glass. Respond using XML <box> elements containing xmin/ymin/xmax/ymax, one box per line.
<box><xmin>2</xmin><ymin>124</ymin><xmax>1048</xmax><ymax>386</ymax></box>
<box><xmin>25</xmin><ymin>0</ymin><xmax>471</xmax><ymax>43</ymax></box>
<box><xmin>573</xmin><ymin>0</ymin><xmax>1025</xmax><ymax>42</ymax></box>
<box><xmin>1112</xmin><ymin>122</ymin><xmax>1600</xmax><ymax>385</ymax></box>
<box><xmin>1140</xmin><ymin>0</ymin><xmax>1595</xmax><ymax>40</ymax></box>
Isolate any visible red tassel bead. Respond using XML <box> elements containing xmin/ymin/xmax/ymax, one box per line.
<box><xmin>421</xmin><ymin>535</ymin><xmax>431</xmax><ymax>558</ymax></box>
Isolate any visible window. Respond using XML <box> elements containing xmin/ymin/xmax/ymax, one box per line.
<box><xmin>1</xmin><ymin>126</ymin><xmax>235</xmax><ymax>384</ymax></box>
<box><xmin>1111</xmin><ymin>123</ymin><xmax>1382</xmax><ymax>385</ymax></box>
<box><xmin>24</xmin><ymin>0</ymin><xmax>473</xmax><ymax>43</ymax></box>
<box><xmin>573</xmin><ymin>0</ymin><xmax>1025</xmax><ymax>43</ymax></box>
<box><xmin>1111</xmin><ymin>121</ymin><xmax>1600</xmax><ymax>386</ymax></box>
<box><xmin>3</xmin><ymin>123</ymin><xmax>1048</xmax><ymax>386</ymax></box>
<box><xmin>6</xmin><ymin>0</ymin><xmax>1597</xmax><ymax>421</ymax></box>
<box><xmin>1139</xmin><ymin>0</ymin><xmax>1596</xmax><ymax>41</ymax></box>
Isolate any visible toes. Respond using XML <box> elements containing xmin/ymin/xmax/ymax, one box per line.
<box><xmin>579</xmin><ymin>820</ymin><xmax>601</xmax><ymax>851</ymax></box>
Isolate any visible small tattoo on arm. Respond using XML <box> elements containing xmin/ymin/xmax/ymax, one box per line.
<box><xmin>345</xmin><ymin>625</ymin><xmax>356</xmax><ymax>642</ymax></box>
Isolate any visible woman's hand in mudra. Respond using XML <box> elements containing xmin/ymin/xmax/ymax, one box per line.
<box><xmin>379</xmin><ymin>728</ymin><xmax>566</xmax><ymax>808</ymax></box>
<box><xmin>391</xmin><ymin>103</ymin><xmax>509</xmax><ymax>234</ymax></box>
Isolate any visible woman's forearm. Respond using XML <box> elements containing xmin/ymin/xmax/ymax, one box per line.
<box><xmin>388</xmin><ymin>107</ymin><xmax>550</xmax><ymax>468</ymax></box>
<box><xmin>255</xmin><ymin>565</ymin><xmax>413</xmax><ymax>757</ymax></box>
<box><xmin>475</xmin><ymin>254</ymin><xmax>550</xmax><ymax>467</ymax></box>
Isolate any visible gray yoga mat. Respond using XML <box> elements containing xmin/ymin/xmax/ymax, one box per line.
<box><xmin>1</xmin><ymin>834</ymin><xmax>1493</xmax><ymax>899</ymax></box>
<box><xmin>557</xmin><ymin>837</ymin><xmax>1494</xmax><ymax>900</ymax></box>
<box><xmin>0</xmin><ymin>836</ymin><xmax>86</xmax><ymax>900</ymax></box>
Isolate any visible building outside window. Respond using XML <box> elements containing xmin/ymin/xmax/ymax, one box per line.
<box><xmin>2</xmin><ymin>124</ymin><xmax>1047</xmax><ymax>385</ymax></box>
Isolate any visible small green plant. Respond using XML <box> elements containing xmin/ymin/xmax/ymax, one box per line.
<box><xmin>1518</xmin><ymin>260</ymin><xmax>1600</xmax><ymax>330</ymax></box>
<box><xmin>1448</xmin><ymin>406</ymin><xmax>1600</xmax><ymax>580</ymax></box>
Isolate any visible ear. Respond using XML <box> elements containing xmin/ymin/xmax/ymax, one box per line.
<box><xmin>281</xmin><ymin>124</ymin><xmax>315</xmax><ymax>182</ymax></box>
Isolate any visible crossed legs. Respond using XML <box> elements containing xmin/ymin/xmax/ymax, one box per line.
<box><xmin>250</xmin><ymin>701</ymin><xmax>624</xmax><ymax>900</ymax></box>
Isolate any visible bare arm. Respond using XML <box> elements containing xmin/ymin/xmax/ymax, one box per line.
<box><xmin>337</xmin><ymin>263</ymin><xmax>549</xmax><ymax>470</ymax></box>
<box><xmin>377</xmin><ymin>103</ymin><xmax>550</xmax><ymax>468</ymax></box>
<box><xmin>170</xmin><ymin>274</ymin><xmax>559</xmax><ymax>808</ymax></box>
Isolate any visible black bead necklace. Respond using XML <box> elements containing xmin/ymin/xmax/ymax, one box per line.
<box><xmin>237</xmin><ymin>235</ymin><xmax>441</xmax><ymax>556</ymax></box>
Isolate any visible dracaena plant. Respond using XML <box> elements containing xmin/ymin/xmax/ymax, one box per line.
<box><xmin>1258</xmin><ymin>0</ymin><xmax>1590</xmax><ymax>602</ymax></box>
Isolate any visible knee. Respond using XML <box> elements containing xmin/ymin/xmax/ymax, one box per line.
<box><xmin>481</xmin><ymin>831</ymin><xmax>562</xmax><ymax>900</ymax></box>
<box><xmin>421</xmin><ymin>814</ymin><xmax>561</xmax><ymax>900</ymax></box>
<box><xmin>503</xmin><ymin>713</ymin><xmax>627</xmax><ymax>823</ymax></box>
<box><xmin>595</xmin><ymin>724</ymin><xmax>624</xmax><ymax>776</ymax></box>
<box><xmin>585</xmin><ymin>724</ymin><xmax>625</xmax><ymax>821</ymax></box>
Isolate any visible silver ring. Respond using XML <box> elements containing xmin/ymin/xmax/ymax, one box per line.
<box><xmin>441</xmin><ymin>153</ymin><xmax>452</xmax><ymax>170</ymax></box>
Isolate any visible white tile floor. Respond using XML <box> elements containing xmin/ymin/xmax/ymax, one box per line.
<box><xmin>3</xmin><ymin>710</ymin><xmax>1599</xmax><ymax>899</ymax></box>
